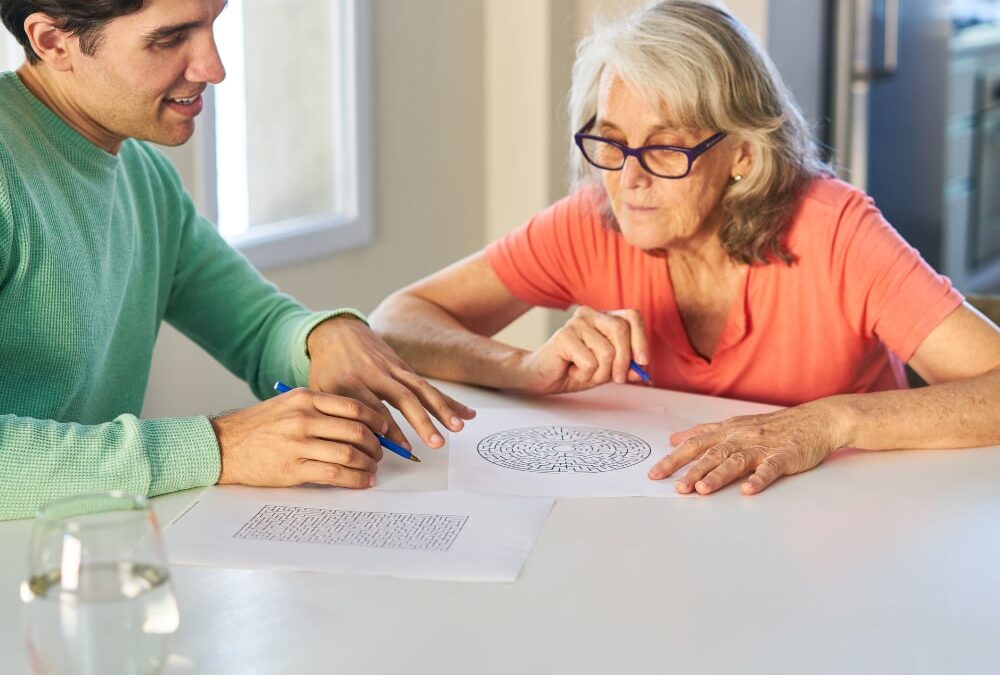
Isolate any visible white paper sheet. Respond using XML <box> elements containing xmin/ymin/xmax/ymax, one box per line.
<box><xmin>164</xmin><ymin>487</ymin><xmax>553</xmax><ymax>582</ymax></box>
<box><xmin>449</xmin><ymin>406</ymin><xmax>689</xmax><ymax>497</ymax></box>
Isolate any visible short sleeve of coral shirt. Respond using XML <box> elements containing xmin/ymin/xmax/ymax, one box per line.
<box><xmin>484</xmin><ymin>177</ymin><xmax>964</xmax><ymax>406</ymax></box>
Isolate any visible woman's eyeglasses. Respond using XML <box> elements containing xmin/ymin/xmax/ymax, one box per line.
<box><xmin>574</xmin><ymin>116</ymin><xmax>727</xmax><ymax>179</ymax></box>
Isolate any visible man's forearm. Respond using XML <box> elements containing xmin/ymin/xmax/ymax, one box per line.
<box><xmin>370</xmin><ymin>293</ymin><xmax>529</xmax><ymax>389</ymax></box>
<box><xmin>828</xmin><ymin>368</ymin><xmax>1000</xmax><ymax>452</ymax></box>
<box><xmin>0</xmin><ymin>414</ymin><xmax>220</xmax><ymax>521</ymax></box>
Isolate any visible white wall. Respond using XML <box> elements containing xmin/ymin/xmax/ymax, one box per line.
<box><xmin>483</xmin><ymin>0</ymin><xmax>575</xmax><ymax>350</ymax></box>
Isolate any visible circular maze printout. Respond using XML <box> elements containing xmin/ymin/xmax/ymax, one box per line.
<box><xmin>476</xmin><ymin>426</ymin><xmax>651</xmax><ymax>474</ymax></box>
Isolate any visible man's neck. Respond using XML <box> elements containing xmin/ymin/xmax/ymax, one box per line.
<box><xmin>16</xmin><ymin>64</ymin><xmax>124</xmax><ymax>154</ymax></box>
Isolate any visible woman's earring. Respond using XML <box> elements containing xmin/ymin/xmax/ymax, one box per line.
<box><xmin>731</xmin><ymin>174</ymin><xmax>743</xmax><ymax>183</ymax></box>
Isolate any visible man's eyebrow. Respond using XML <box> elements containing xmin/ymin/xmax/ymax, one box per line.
<box><xmin>142</xmin><ymin>21</ymin><xmax>203</xmax><ymax>43</ymax></box>
<box><xmin>141</xmin><ymin>2</ymin><xmax>227</xmax><ymax>44</ymax></box>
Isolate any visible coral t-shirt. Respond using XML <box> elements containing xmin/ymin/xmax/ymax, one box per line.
<box><xmin>485</xmin><ymin>177</ymin><xmax>963</xmax><ymax>406</ymax></box>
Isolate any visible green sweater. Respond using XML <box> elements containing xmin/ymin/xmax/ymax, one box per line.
<box><xmin>0</xmin><ymin>71</ymin><xmax>359</xmax><ymax>521</ymax></box>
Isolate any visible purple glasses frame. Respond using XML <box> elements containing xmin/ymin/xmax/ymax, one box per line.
<box><xmin>573</xmin><ymin>115</ymin><xmax>727</xmax><ymax>179</ymax></box>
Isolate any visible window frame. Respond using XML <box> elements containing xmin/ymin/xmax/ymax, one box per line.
<box><xmin>205</xmin><ymin>0</ymin><xmax>375</xmax><ymax>270</ymax></box>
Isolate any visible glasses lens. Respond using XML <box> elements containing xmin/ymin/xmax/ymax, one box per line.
<box><xmin>579</xmin><ymin>137</ymin><xmax>625</xmax><ymax>170</ymax></box>
<box><xmin>643</xmin><ymin>149</ymin><xmax>690</xmax><ymax>178</ymax></box>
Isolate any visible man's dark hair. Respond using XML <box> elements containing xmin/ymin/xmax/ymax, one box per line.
<box><xmin>0</xmin><ymin>1</ymin><xmax>144</xmax><ymax>64</ymax></box>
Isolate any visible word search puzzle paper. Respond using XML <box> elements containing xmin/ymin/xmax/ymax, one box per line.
<box><xmin>164</xmin><ymin>487</ymin><xmax>553</xmax><ymax>582</ymax></box>
<box><xmin>449</xmin><ymin>406</ymin><xmax>686</xmax><ymax>498</ymax></box>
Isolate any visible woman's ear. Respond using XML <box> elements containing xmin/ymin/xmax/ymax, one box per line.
<box><xmin>23</xmin><ymin>12</ymin><xmax>75</xmax><ymax>72</ymax></box>
<box><xmin>731</xmin><ymin>138</ymin><xmax>753</xmax><ymax>179</ymax></box>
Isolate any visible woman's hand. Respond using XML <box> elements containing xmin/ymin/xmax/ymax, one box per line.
<box><xmin>514</xmin><ymin>307</ymin><xmax>650</xmax><ymax>394</ymax></box>
<box><xmin>648</xmin><ymin>399</ymin><xmax>853</xmax><ymax>495</ymax></box>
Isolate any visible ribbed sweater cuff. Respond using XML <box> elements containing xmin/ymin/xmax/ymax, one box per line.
<box><xmin>140</xmin><ymin>416</ymin><xmax>221</xmax><ymax>496</ymax></box>
<box><xmin>290</xmin><ymin>307</ymin><xmax>369</xmax><ymax>385</ymax></box>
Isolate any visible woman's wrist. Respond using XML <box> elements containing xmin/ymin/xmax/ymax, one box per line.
<box><xmin>808</xmin><ymin>394</ymin><xmax>861</xmax><ymax>451</ymax></box>
<box><xmin>496</xmin><ymin>348</ymin><xmax>535</xmax><ymax>391</ymax></box>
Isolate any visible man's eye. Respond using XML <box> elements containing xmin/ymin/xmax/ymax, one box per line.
<box><xmin>153</xmin><ymin>34</ymin><xmax>186</xmax><ymax>49</ymax></box>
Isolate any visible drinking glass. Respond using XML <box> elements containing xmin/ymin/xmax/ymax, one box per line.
<box><xmin>20</xmin><ymin>492</ymin><xmax>180</xmax><ymax>675</ymax></box>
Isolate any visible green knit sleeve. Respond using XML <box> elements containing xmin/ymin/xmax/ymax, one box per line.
<box><xmin>0</xmin><ymin>414</ymin><xmax>220</xmax><ymax>521</ymax></box>
<box><xmin>0</xmin><ymin>155</ymin><xmax>11</xmax><ymax>282</ymax></box>
<box><xmin>150</xmin><ymin>147</ymin><xmax>366</xmax><ymax>399</ymax></box>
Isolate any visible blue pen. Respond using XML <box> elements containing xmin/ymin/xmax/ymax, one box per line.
<box><xmin>273</xmin><ymin>381</ymin><xmax>421</xmax><ymax>463</ymax></box>
<box><xmin>629</xmin><ymin>360</ymin><xmax>652</xmax><ymax>384</ymax></box>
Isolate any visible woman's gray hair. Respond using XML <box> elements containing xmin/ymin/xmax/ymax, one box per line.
<box><xmin>569</xmin><ymin>0</ymin><xmax>827</xmax><ymax>264</ymax></box>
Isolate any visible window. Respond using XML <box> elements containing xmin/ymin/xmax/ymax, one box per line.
<box><xmin>1</xmin><ymin>29</ymin><xmax>22</xmax><ymax>71</ymax></box>
<box><xmin>209</xmin><ymin>0</ymin><xmax>374</xmax><ymax>269</ymax></box>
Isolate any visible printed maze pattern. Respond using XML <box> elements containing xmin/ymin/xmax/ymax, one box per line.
<box><xmin>477</xmin><ymin>426</ymin><xmax>650</xmax><ymax>473</ymax></box>
<box><xmin>233</xmin><ymin>505</ymin><xmax>468</xmax><ymax>552</ymax></box>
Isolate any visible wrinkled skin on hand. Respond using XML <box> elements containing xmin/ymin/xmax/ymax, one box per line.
<box><xmin>648</xmin><ymin>400</ymin><xmax>849</xmax><ymax>495</ymax></box>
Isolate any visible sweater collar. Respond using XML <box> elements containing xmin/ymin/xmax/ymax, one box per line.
<box><xmin>1</xmin><ymin>71</ymin><xmax>120</xmax><ymax>176</ymax></box>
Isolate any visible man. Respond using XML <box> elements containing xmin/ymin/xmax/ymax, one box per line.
<box><xmin>0</xmin><ymin>0</ymin><xmax>475</xmax><ymax>520</ymax></box>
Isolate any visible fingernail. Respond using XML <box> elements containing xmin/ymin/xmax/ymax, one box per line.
<box><xmin>430</xmin><ymin>433</ymin><xmax>444</xmax><ymax>447</ymax></box>
<box><xmin>369</xmin><ymin>476</ymin><xmax>377</xmax><ymax>487</ymax></box>
<box><xmin>450</xmin><ymin>416</ymin><xmax>462</xmax><ymax>429</ymax></box>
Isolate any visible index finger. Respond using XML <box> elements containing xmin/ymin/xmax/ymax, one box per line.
<box><xmin>591</xmin><ymin>313</ymin><xmax>634</xmax><ymax>384</ymax></box>
<box><xmin>393</xmin><ymin>369</ymin><xmax>477</xmax><ymax>432</ymax></box>
<box><xmin>310</xmin><ymin>391</ymin><xmax>388</xmax><ymax>435</ymax></box>
<box><xmin>648</xmin><ymin>427</ymin><xmax>726</xmax><ymax>480</ymax></box>
<box><xmin>613</xmin><ymin>309</ymin><xmax>649</xmax><ymax>365</ymax></box>
<box><xmin>669</xmin><ymin>422</ymin><xmax>719</xmax><ymax>447</ymax></box>
<box><xmin>377</xmin><ymin>379</ymin><xmax>449</xmax><ymax>449</ymax></box>
<box><xmin>348</xmin><ymin>387</ymin><xmax>412</xmax><ymax>454</ymax></box>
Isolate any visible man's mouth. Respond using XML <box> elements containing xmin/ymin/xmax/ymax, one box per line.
<box><xmin>167</xmin><ymin>95</ymin><xmax>200</xmax><ymax>106</ymax></box>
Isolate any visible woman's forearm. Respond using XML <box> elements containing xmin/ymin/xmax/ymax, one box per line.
<box><xmin>829</xmin><ymin>368</ymin><xmax>1000</xmax><ymax>451</ymax></box>
<box><xmin>370</xmin><ymin>292</ymin><xmax>529</xmax><ymax>389</ymax></box>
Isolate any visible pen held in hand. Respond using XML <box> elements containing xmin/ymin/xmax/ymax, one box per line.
<box><xmin>629</xmin><ymin>360</ymin><xmax>652</xmax><ymax>385</ymax></box>
<box><xmin>273</xmin><ymin>381</ymin><xmax>421</xmax><ymax>463</ymax></box>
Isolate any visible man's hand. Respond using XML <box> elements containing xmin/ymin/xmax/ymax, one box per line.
<box><xmin>213</xmin><ymin>387</ymin><xmax>388</xmax><ymax>489</ymax></box>
<box><xmin>306</xmin><ymin>316</ymin><xmax>476</xmax><ymax>450</ymax></box>
<box><xmin>648</xmin><ymin>399</ymin><xmax>852</xmax><ymax>495</ymax></box>
<box><xmin>513</xmin><ymin>307</ymin><xmax>650</xmax><ymax>394</ymax></box>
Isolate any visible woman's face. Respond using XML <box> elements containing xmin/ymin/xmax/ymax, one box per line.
<box><xmin>594</xmin><ymin>71</ymin><xmax>745</xmax><ymax>253</ymax></box>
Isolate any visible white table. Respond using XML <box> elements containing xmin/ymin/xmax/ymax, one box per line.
<box><xmin>3</xmin><ymin>382</ymin><xmax>999</xmax><ymax>675</ymax></box>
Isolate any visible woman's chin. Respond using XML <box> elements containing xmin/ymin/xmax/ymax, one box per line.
<box><xmin>619</xmin><ymin>226</ymin><xmax>674</xmax><ymax>252</ymax></box>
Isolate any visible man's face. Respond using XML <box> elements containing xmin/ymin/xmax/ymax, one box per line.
<box><xmin>64</xmin><ymin>0</ymin><xmax>227</xmax><ymax>148</ymax></box>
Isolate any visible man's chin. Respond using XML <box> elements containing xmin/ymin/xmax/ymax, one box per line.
<box><xmin>144</xmin><ymin>122</ymin><xmax>196</xmax><ymax>147</ymax></box>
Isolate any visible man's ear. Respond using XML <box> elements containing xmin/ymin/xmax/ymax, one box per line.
<box><xmin>23</xmin><ymin>12</ymin><xmax>76</xmax><ymax>71</ymax></box>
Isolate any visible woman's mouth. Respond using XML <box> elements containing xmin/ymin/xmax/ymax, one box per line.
<box><xmin>624</xmin><ymin>203</ymin><xmax>658</xmax><ymax>213</ymax></box>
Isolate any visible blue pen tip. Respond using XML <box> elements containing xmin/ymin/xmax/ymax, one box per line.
<box><xmin>629</xmin><ymin>360</ymin><xmax>652</xmax><ymax>384</ymax></box>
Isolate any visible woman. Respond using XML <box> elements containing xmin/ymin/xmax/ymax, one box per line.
<box><xmin>370</xmin><ymin>0</ymin><xmax>1000</xmax><ymax>496</ymax></box>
